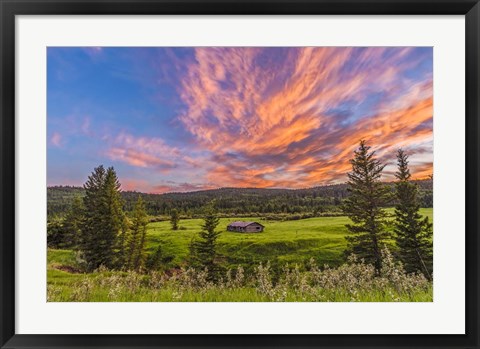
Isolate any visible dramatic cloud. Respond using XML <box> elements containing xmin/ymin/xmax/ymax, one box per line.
<box><xmin>48</xmin><ymin>47</ymin><xmax>433</xmax><ymax>191</ymax></box>
<box><xmin>175</xmin><ymin>47</ymin><xmax>433</xmax><ymax>189</ymax></box>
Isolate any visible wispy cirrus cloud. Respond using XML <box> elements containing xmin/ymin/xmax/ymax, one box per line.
<box><xmin>105</xmin><ymin>147</ymin><xmax>175</xmax><ymax>169</ymax></box>
<box><xmin>174</xmin><ymin>47</ymin><xmax>433</xmax><ymax>188</ymax></box>
<box><xmin>104</xmin><ymin>132</ymin><xmax>180</xmax><ymax>171</ymax></box>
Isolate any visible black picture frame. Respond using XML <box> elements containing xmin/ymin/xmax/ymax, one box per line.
<box><xmin>1</xmin><ymin>0</ymin><xmax>479</xmax><ymax>348</ymax></box>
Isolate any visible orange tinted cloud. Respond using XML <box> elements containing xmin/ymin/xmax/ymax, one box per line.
<box><xmin>106</xmin><ymin>148</ymin><xmax>175</xmax><ymax>169</ymax></box>
<box><xmin>104</xmin><ymin>132</ymin><xmax>180</xmax><ymax>171</ymax></box>
<box><xmin>173</xmin><ymin>47</ymin><xmax>433</xmax><ymax>189</ymax></box>
<box><xmin>104</xmin><ymin>132</ymin><xmax>213</xmax><ymax>183</ymax></box>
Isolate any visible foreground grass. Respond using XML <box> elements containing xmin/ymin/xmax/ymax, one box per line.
<box><xmin>47</xmin><ymin>253</ymin><xmax>433</xmax><ymax>302</ymax></box>
<box><xmin>48</xmin><ymin>283</ymin><xmax>433</xmax><ymax>302</ymax></box>
<box><xmin>48</xmin><ymin>253</ymin><xmax>433</xmax><ymax>302</ymax></box>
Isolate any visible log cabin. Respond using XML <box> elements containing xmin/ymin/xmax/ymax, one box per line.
<box><xmin>227</xmin><ymin>221</ymin><xmax>264</xmax><ymax>233</ymax></box>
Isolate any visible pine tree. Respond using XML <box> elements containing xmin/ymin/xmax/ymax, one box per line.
<box><xmin>80</xmin><ymin>165</ymin><xmax>124</xmax><ymax>271</ymax></box>
<box><xmin>189</xmin><ymin>205</ymin><xmax>222</xmax><ymax>282</ymax></box>
<box><xmin>170</xmin><ymin>208</ymin><xmax>179</xmax><ymax>230</ymax></box>
<box><xmin>116</xmin><ymin>215</ymin><xmax>131</xmax><ymax>269</ymax></box>
<box><xmin>80</xmin><ymin>165</ymin><xmax>106</xmax><ymax>271</ymax></box>
<box><xmin>343</xmin><ymin>140</ymin><xmax>392</xmax><ymax>274</ymax></box>
<box><xmin>130</xmin><ymin>196</ymin><xmax>148</xmax><ymax>271</ymax></box>
<box><xmin>394</xmin><ymin>149</ymin><xmax>433</xmax><ymax>278</ymax></box>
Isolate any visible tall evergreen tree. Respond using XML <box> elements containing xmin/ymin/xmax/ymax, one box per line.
<box><xmin>116</xmin><ymin>215</ymin><xmax>131</xmax><ymax>269</ymax></box>
<box><xmin>189</xmin><ymin>205</ymin><xmax>222</xmax><ymax>281</ymax></box>
<box><xmin>343</xmin><ymin>140</ymin><xmax>392</xmax><ymax>273</ymax></box>
<box><xmin>170</xmin><ymin>208</ymin><xmax>180</xmax><ymax>231</ymax></box>
<box><xmin>80</xmin><ymin>165</ymin><xmax>106</xmax><ymax>271</ymax></box>
<box><xmin>128</xmin><ymin>196</ymin><xmax>148</xmax><ymax>271</ymax></box>
<box><xmin>80</xmin><ymin>165</ymin><xmax>124</xmax><ymax>271</ymax></box>
<box><xmin>394</xmin><ymin>149</ymin><xmax>433</xmax><ymax>278</ymax></box>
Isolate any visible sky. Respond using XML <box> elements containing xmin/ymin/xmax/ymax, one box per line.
<box><xmin>47</xmin><ymin>47</ymin><xmax>433</xmax><ymax>193</ymax></box>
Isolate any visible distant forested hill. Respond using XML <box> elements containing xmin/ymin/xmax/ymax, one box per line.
<box><xmin>47</xmin><ymin>180</ymin><xmax>433</xmax><ymax>218</ymax></box>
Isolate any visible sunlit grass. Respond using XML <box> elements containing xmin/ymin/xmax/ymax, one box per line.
<box><xmin>47</xmin><ymin>208</ymin><xmax>433</xmax><ymax>302</ymax></box>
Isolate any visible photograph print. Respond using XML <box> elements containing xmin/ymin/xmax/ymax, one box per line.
<box><xmin>47</xmin><ymin>47</ymin><xmax>433</xmax><ymax>302</ymax></box>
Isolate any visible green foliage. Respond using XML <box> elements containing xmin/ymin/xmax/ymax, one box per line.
<box><xmin>343</xmin><ymin>140</ymin><xmax>393</xmax><ymax>273</ymax></box>
<box><xmin>394</xmin><ymin>149</ymin><xmax>433</xmax><ymax>278</ymax></box>
<box><xmin>124</xmin><ymin>196</ymin><xmax>149</xmax><ymax>271</ymax></box>
<box><xmin>170</xmin><ymin>208</ymin><xmax>180</xmax><ymax>230</ymax></box>
<box><xmin>189</xmin><ymin>205</ymin><xmax>223</xmax><ymax>281</ymax></box>
<box><xmin>48</xmin><ymin>209</ymin><xmax>433</xmax><ymax>301</ymax></box>
<box><xmin>47</xmin><ymin>197</ymin><xmax>84</xmax><ymax>249</ymax></box>
<box><xmin>48</xmin><ymin>180</ymin><xmax>433</xmax><ymax>219</ymax></box>
<box><xmin>47</xmin><ymin>218</ymin><xmax>67</xmax><ymax>248</ymax></box>
<box><xmin>146</xmin><ymin>244</ymin><xmax>174</xmax><ymax>271</ymax></box>
<box><xmin>80</xmin><ymin>165</ymin><xmax>125</xmax><ymax>271</ymax></box>
<box><xmin>133</xmin><ymin>209</ymin><xmax>430</xmax><ymax>272</ymax></box>
<box><xmin>62</xmin><ymin>196</ymin><xmax>84</xmax><ymax>248</ymax></box>
<box><xmin>47</xmin><ymin>249</ymin><xmax>432</xmax><ymax>302</ymax></box>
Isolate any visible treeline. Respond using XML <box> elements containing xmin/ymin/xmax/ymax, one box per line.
<box><xmin>47</xmin><ymin>180</ymin><xmax>433</xmax><ymax>219</ymax></box>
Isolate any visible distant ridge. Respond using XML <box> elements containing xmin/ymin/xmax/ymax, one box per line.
<box><xmin>48</xmin><ymin>180</ymin><xmax>433</xmax><ymax>218</ymax></box>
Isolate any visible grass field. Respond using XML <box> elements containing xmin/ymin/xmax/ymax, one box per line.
<box><xmin>47</xmin><ymin>208</ymin><xmax>433</xmax><ymax>302</ymax></box>
<box><xmin>144</xmin><ymin>208</ymin><xmax>432</xmax><ymax>270</ymax></box>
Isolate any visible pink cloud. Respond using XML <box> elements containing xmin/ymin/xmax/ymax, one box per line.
<box><xmin>172</xmin><ymin>47</ymin><xmax>433</xmax><ymax>189</ymax></box>
<box><xmin>50</xmin><ymin>132</ymin><xmax>63</xmax><ymax>147</ymax></box>
<box><xmin>103</xmin><ymin>132</ymin><xmax>210</xmax><ymax>176</ymax></box>
<box><xmin>105</xmin><ymin>147</ymin><xmax>175</xmax><ymax>170</ymax></box>
<box><xmin>121</xmin><ymin>178</ymin><xmax>152</xmax><ymax>192</ymax></box>
<box><xmin>152</xmin><ymin>182</ymin><xmax>216</xmax><ymax>194</ymax></box>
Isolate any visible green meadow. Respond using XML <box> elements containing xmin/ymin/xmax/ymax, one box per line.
<box><xmin>47</xmin><ymin>208</ymin><xmax>433</xmax><ymax>302</ymax></box>
<box><xmin>139</xmin><ymin>208</ymin><xmax>432</xmax><ymax>269</ymax></box>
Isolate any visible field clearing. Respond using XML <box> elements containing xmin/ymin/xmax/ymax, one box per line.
<box><xmin>146</xmin><ymin>208</ymin><xmax>432</xmax><ymax>269</ymax></box>
<box><xmin>47</xmin><ymin>208</ymin><xmax>433</xmax><ymax>302</ymax></box>
<box><xmin>49</xmin><ymin>208</ymin><xmax>432</xmax><ymax>271</ymax></box>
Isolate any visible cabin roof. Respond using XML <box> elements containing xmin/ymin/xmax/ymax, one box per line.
<box><xmin>228</xmin><ymin>221</ymin><xmax>264</xmax><ymax>228</ymax></box>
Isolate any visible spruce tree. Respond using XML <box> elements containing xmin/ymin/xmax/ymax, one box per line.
<box><xmin>394</xmin><ymin>149</ymin><xmax>433</xmax><ymax>278</ymax></box>
<box><xmin>130</xmin><ymin>196</ymin><xmax>148</xmax><ymax>271</ymax></box>
<box><xmin>80</xmin><ymin>165</ymin><xmax>124</xmax><ymax>271</ymax></box>
<box><xmin>102</xmin><ymin>167</ymin><xmax>125</xmax><ymax>267</ymax></box>
<box><xmin>80</xmin><ymin>165</ymin><xmax>106</xmax><ymax>271</ymax></box>
<box><xmin>343</xmin><ymin>140</ymin><xmax>392</xmax><ymax>273</ymax></box>
<box><xmin>116</xmin><ymin>215</ymin><xmax>131</xmax><ymax>270</ymax></box>
<box><xmin>170</xmin><ymin>208</ymin><xmax>179</xmax><ymax>230</ymax></box>
<box><xmin>189</xmin><ymin>205</ymin><xmax>222</xmax><ymax>281</ymax></box>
